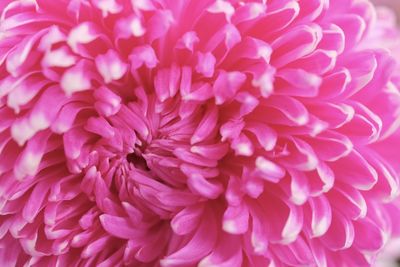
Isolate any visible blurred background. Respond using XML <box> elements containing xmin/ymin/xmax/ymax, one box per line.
<box><xmin>372</xmin><ymin>1</ymin><xmax>400</xmax><ymax>267</ymax></box>
<box><xmin>364</xmin><ymin>0</ymin><xmax>400</xmax><ymax>267</ymax></box>
<box><xmin>374</xmin><ymin>0</ymin><xmax>400</xmax><ymax>9</ymax></box>
<box><xmin>373</xmin><ymin>0</ymin><xmax>400</xmax><ymax>21</ymax></box>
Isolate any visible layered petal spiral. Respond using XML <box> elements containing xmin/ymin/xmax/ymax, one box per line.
<box><xmin>1</xmin><ymin>0</ymin><xmax>400</xmax><ymax>266</ymax></box>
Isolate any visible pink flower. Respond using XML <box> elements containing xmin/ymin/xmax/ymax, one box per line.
<box><xmin>1</xmin><ymin>0</ymin><xmax>400</xmax><ymax>266</ymax></box>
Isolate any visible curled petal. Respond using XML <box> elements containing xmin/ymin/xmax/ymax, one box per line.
<box><xmin>171</xmin><ymin>204</ymin><xmax>204</xmax><ymax>235</ymax></box>
<box><xmin>95</xmin><ymin>50</ymin><xmax>128</xmax><ymax>83</ymax></box>
<box><xmin>223</xmin><ymin>203</ymin><xmax>249</xmax><ymax>235</ymax></box>
<box><xmin>320</xmin><ymin>211</ymin><xmax>355</xmax><ymax>251</ymax></box>
<box><xmin>160</xmin><ymin>211</ymin><xmax>217</xmax><ymax>267</ymax></box>
<box><xmin>305</xmin><ymin>195</ymin><xmax>332</xmax><ymax>238</ymax></box>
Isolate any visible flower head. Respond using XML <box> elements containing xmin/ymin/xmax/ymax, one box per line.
<box><xmin>1</xmin><ymin>0</ymin><xmax>400</xmax><ymax>266</ymax></box>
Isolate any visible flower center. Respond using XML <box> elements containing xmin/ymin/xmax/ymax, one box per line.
<box><xmin>126</xmin><ymin>151</ymin><xmax>149</xmax><ymax>171</ymax></box>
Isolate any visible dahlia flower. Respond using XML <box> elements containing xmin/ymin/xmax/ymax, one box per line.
<box><xmin>1</xmin><ymin>0</ymin><xmax>400</xmax><ymax>266</ymax></box>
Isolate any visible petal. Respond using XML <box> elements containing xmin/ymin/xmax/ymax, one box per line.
<box><xmin>191</xmin><ymin>105</ymin><xmax>218</xmax><ymax>144</ymax></box>
<box><xmin>328</xmin><ymin>184</ymin><xmax>367</xmax><ymax>220</ymax></box>
<box><xmin>220</xmin><ymin>119</ymin><xmax>245</xmax><ymax>142</ymax></box>
<box><xmin>278</xmin><ymin>138</ymin><xmax>318</xmax><ymax>171</ymax></box>
<box><xmin>245</xmin><ymin>121</ymin><xmax>277</xmax><ymax>151</ymax></box>
<box><xmin>364</xmin><ymin>152</ymin><xmax>400</xmax><ymax>201</ymax></box>
<box><xmin>271</xmin><ymin>237</ymin><xmax>314</xmax><ymax>266</ymax></box>
<box><xmin>42</xmin><ymin>46</ymin><xmax>77</xmax><ymax>68</ymax></box>
<box><xmin>6</xmin><ymin>75</ymin><xmax>46</xmax><ymax>113</ymax></box>
<box><xmin>263</xmin><ymin>95</ymin><xmax>309</xmax><ymax>126</ymax></box>
<box><xmin>318</xmin><ymin>68</ymin><xmax>351</xmax><ymax>99</ymax></box>
<box><xmin>235</xmin><ymin>92</ymin><xmax>260</xmax><ymax>117</ymax></box>
<box><xmin>51</xmin><ymin>102</ymin><xmax>87</xmax><ymax>134</ymax></box>
<box><xmin>115</xmin><ymin>15</ymin><xmax>146</xmax><ymax>39</ymax></box>
<box><xmin>320</xmin><ymin>211</ymin><xmax>355</xmax><ymax>251</ymax></box>
<box><xmin>333</xmin><ymin>14</ymin><xmax>366</xmax><ymax>50</ymax></box>
<box><xmin>199</xmin><ymin>234</ymin><xmax>243</xmax><ymax>267</ymax></box>
<box><xmin>225</xmin><ymin>176</ymin><xmax>244</xmax><ymax>206</ymax></box>
<box><xmin>84</xmin><ymin>116</ymin><xmax>115</xmax><ymax>139</ymax></box>
<box><xmin>286</xmin><ymin>170</ymin><xmax>309</xmax><ymax>205</ymax></box>
<box><xmin>6</xmin><ymin>29</ymin><xmax>47</xmax><ymax>76</ymax></box>
<box><xmin>250</xmin><ymin>211</ymin><xmax>269</xmax><ymax>255</ymax></box>
<box><xmin>60</xmin><ymin>61</ymin><xmax>92</xmax><ymax>96</ymax></box>
<box><xmin>183</xmin><ymin>82</ymin><xmax>214</xmax><ymax>102</ymax></box>
<box><xmin>231</xmin><ymin>133</ymin><xmax>254</xmax><ymax>156</ymax></box>
<box><xmin>171</xmin><ymin>205</ymin><xmax>204</xmax><ymax>235</ymax></box>
<box><xmin>99</xmin><ymin>215</ymin><xmax>143</xmax><ymax>240</ymax></box>
<box><xmin>289</xmin><ymin>49</ymin><xmax>337</xmax><ymax>75</ymax></box>
<box><xmin>207</xmin><ymin>0</ymin><xmax>235</xmax><ymax>22</ymax></box>
<box><xmin>161</xmin><ymin>211</ymin><xmax>217</xmax><ymax>266</ymax></box>
<box><xmin>95</xmin><ymin>49</ymin><xmax>128</xmax><ymax>83</ymax></box>
<box><xmin>92</xmin><ymin>0</ymin><xmax>122</xmax><ymax>16</ymax></box>
<box><xmin>308</xmin><ymin>103</ymin><xmax>355</xmax><ymax>129</ymax></box>
<box><xmin>271</xmin><ymin>24</ymin><xmax>322</xmax><ymax>67</ymax></box>
<box><xmin>67</xmin><ymin>22</ymin><xmax>102</xmax><ymax>53</ymax></box>
<box><xmin>275</xmin><ymin>68</ymin><xmax>322</xmax><ymax>97</ymax></box>
<box><xmin>247</xmin><ymin>1</ymin><xmax>300</xmax><ymax>36</ymax></box>
<box><xmin>11</xmin><ymin>85</ymin><xmax>66</xmax><ymax>145</ymax></box>
<box><xmin>341</xmin><ymin>51</ymin><xmax>377</xmax><ymax>97</ymax></box>
<box><xmin>332</xmin><ymin>150</ymin><xmax>378</xmax><ymax>190</ymax></box>
<box><xmin>63</xmin><ymin>127</ymin><xmax>92</xmax><ymax>160</ymax></box>
<box><xmin>22</xmin><ymin>180</ymin><xmax>51</xmax><ymax>223</ymax></box>
<box><xmin>304</xmin><ymin>131</ymin><xmax>353</xmax><ymax>162</ymax></box>
<box><xmin>14</xmin><ymin>130</ymin><xmax>50</xmax><ymax>180</ymax></box>
<box><xmin>223</xmin><ymin>203</ymin><xmax>249</xmax><ymax>235</ymax></box>
<box><xmin>232</xmin><ymin>2</ymin><xmax>266</xmax><ymax>24</ymax></box>
<box><xmin>191</xmin><ymin>143</ymin><xmax>229</xmax><ymax>160</ymax></box>
<box><xmin>309</xmin><ymin>239</ymin><xmax>327</xmax><ymax>267</ymax></box>
<box><xmin>318</xmin><ymin>24</ymin><xmax>345</xmax><ymax>54</ymax></box>
<box><xmin>213</xmin><ymin>71</ymin><xmax>246</xmax><ymax>104</ymax></box>
<box><xmin>339</xmin><ymin>102</ymin><xmax>382</xmax><ymax>144</ymax></box>
<box><xmin>81</xmin><ymin>236</ymin><xmax>112</xmax><ymax>259</ymax></box>
<box><xmin>187</xmin><ymin>174</ymin><xmax>223</xmax><ymax>199</ymax></box>
<box><xmin>176</xmin><ymin>31</ymin><xmax>199</xmax><ymax>52</ymax></box>
<box><xmin>146</xmin><ymin>10</ymin><xmax>174</xmax><ymax>43</ymax></box>
<box><xmin>255</xmin><ymin>156</ymin><xmax>285</xmax><ymax>183</ymax></box>
<box><xmin>129</xmin><ymin>45</ymin><xmax>158</xmax><ymax>70</ymax></box>
<box><xmin>93</xmin><ymin>86</ymin><xmax>122</xmax><ymax>117</ymax></box>
<box><xmin>281</xmin><ymin>204</ymin><xmax>303</xmax><ymax>244</ymax></box>
<box><xmin>196</xmin><ymin>52</ymin><xmax>216</xmax><ymax>78</ymax></box>
<box><xmin>173</xmin><ymin>148</ymin><xmax>218</xmax><ymax>168</ymax></box>
<box><xmin>353</xmin><ymin>219</ymin><xmax>385</xmax><ymax>252</ymax></box>
<box><xmin>154</xmin><ymin>65</ymin><xmax>181</xmax><ymax>102</ymax></box>
<box><xmin>305</xmin><ymin>195</ymin><xmax>332</xmax><ymax>238</ymax></box>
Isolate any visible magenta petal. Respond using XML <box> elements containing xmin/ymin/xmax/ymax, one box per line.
<box><xmin>171</xmin><ymin>205</ymin><xmax>204</xmax><ymax>235</ymax></box>
<box><xmin>305</xmin><ymin>195</ymin><xmax>332</xmax><ymax>238</ymax></box>
<box><xmin>223</xmin><ymin>203</ymin><xmax>249</xmax><ymax>235</ymax></box>
<box><xmin>95</xmin><ymin>49</ymin><xmax>128</xmax><ymax>83</ymax></box>
<box><xmin>99</xmin><ymin>215</ymin><xmax>142</xmax><ymax>240</ymax></box>
<box><xmin>161</xmin><ymin>212</ymin><xmax>217</xmax><ymax>266</ymax></box>
<box><xmin>320</xmin><ymin>211</ymin><xmax>355</xmax><ymax>251</ymax></box>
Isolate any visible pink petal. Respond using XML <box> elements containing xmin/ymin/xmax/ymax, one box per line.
<box><xmin>171</xmin><ymin>205</ymin><xmax>204</xmax><ymax>235</ymax></box>
<box><xmin>223</xmin><ymin>203</ymin><xmax>249</xmax><ymax>235</ymax></box>
<box><xmin>161</xmin><ymin>212</ymin><xmax>217</xmax><ymax>267</ymax></box>
<box><xmin>320</xmin><ymin>211</ymin><xmax>355</xmax><ymax>250</ymax></box>
<box><xmin>187</xmin><ymin>174</ymin><xmax>223</xmax><ymax>199</ymax></box>
<box><xmin>255</xmin><ymin>156</ymin><xmax>286</xmax><ymax>183</ymax></box>
<box><xmin>95</xmin><ymin>49</ymin><xmax>128</xmax><ymax>83</ymax></box>
<box><xmin>196</xmin><ymin>52</ymin><xmax>216</xmax><ymax>78</ymax></box>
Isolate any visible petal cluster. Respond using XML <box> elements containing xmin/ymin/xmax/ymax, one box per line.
<box><xmin>1</xmin><ymin>0</ymin><xmax>400</xmax><ymax>266</ymax></box>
